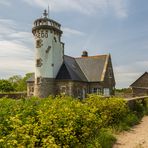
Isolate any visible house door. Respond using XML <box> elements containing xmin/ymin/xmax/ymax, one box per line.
<box><xmin>82</xmin><ymin>88</ymin><xmax>86</xmax><ymax>99</ymax></box>
<box><xmin>104</xmin><ymin>88</ymin><xmax>110</xmax><ymax>96</ymax></box>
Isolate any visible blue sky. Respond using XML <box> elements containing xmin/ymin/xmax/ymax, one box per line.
<box><xmin>0</xmin><ymin>0</ymin><xmax>147</xmax><ymax>88</ymax></box>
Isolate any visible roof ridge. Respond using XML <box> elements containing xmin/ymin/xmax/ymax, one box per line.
<box><xmin>64</xmin><ymin>55</ymin><xmax>75</xmax><ymax>59</ymax></box>
<box><xmin>130</xmin><ymin>72</ymin><xmax>148</xmax><ymax>87</ymax></box>
<box><xmin>101</xmin><ymin>54</ymin><xmax>110</xmax><ymax>81</ymax></box>
<box><xmin>75</xmin><ymin>54</ymin><xmax>108</xmax><ymax>59</ymax></box>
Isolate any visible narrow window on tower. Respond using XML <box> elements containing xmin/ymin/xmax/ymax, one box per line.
<box><xmin>46</xmin><ymin>46</ymin><xmax>51</xmax><ymax>53</ymax></box>
<box><xmin>37</xmin><ymin>77</ymin><xmax>42</xmax><ymax>84</ymax></box>
<box><xmin>36</xmin><ymin>58</ymin><xmax>43</xmax><ymax>67</ymax></box>
<box><xmin>54</xmin><ymin>37</ymin><xmax>57</xmax><ymax>42</ymax></box>
<box><xmin>36</xmin><ymin>39</ymin><xmax>43</xmax><ymax>48</ymax></box>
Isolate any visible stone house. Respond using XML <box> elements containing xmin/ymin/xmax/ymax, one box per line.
<box><xmin>130</xmin><ymin>72</ymin><xmax>148</xmax><ymax>96</ymax></box>
<box><xmin>27</xmin><ymin>52</ymin><xmax>115</xmax><ymax>98</ymax></box>
<box><xmin>27</xmin><ymin>10</ymin><xmax>115</xmax><ymax>98</ymax></box>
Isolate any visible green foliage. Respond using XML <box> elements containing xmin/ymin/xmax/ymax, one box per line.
<box><xmin>0</xmin><ymin>73</ymin><xmax>33</xmax><ymax>93</ymax></box>
<box><xmin>0</xmin><ymin>95</ymin><xmax>147</xmax><ymax>147</ymax></box>
<box><xmin>0</xmin><ymin>80</ymin><xmax>14</xmax><ymax>92</ymax></box>
<box><xmin>115</xmin><ymin>88</ymin><xmax>132</xmax><ymax>94</ymax></box>
<box><xmin>8</xmin><ymin>73</ymin><xmax>33</xmax><ymax>92</ymax></box>
<box><xmin>96</xmin><ymin>129</ymin><xmax>116</xmax><ymax>148</ymax></box>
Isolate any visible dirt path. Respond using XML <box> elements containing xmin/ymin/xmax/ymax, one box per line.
<box><xmin>113</xmin><ymin>116</ymin><xmax>148</xmax><ymax>148</ymax></box>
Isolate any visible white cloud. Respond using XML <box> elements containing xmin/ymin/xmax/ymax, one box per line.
<box><xmin>0</xmin><ymin>19</ymin><xmax>34</xmax><ymax>78</ymax></box>
<box><xmin>0</xmin><ymin>40</ymin><xmax>34</xmax><ymax>79</ymax></box>
<box><xmin>0</xmin><ymin>19</ymin><xmax>33</xmax><ymax>48</ymax></box>
<box><xmin>109</xmin><ymin>0</ymin><xmax>128</xmax><ymax>18</ymax></box>
<box><xmin>62</xmin><ymin>27</ymin><xmax>85</xmax><ymax>37</ymax></box>
<box><xmin>0</xmin><ymin>19</ymin><xmax>16</xmax><ymax>37</ymax></box>
<box><xmin>23</xmin><ymin>0</ymin><xmax>128</xmax><ymax>18</ymax></box>
<box><xmin>114</xmin><ymin>61</ymin><xmax>148</xmax><ymax>88</ymax></box>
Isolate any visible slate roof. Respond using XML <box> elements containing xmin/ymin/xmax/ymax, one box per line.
<box><xmin>75</xmin><ymin>55</ymin><xmax>108</xmax><ymax>82</ymax></box>
<box><xmin>27</xmin><ymin>54</ymin><xmax>109</xmax><ymax>82</ymax></box>
<box><xmin>56</xmin><ymin>55</ymin><xmax>87</xmax><ymax>81</ymax></box>
<box><xmin>130</xmin><ymin>72</ymin><xmax>148</xmax><ymax>88</ymax></box>
<box><xmin>56</xmin><ymin>54</ymin><xmax>109</xmax><ymax>82</ymax></box>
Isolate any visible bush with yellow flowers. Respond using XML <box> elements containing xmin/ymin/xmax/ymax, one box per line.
<box><xmin>0</xmin><ymin>95</ymin><xmax>147</xmax><ymax>147</ymax></box>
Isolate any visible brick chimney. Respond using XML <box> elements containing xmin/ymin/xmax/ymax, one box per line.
<box><xmin>81</xmin><ymin>50</ymin><xmax>88</xmax><ymax>57</ymax></box>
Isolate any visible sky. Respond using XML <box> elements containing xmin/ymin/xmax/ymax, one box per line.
<box><xmin>0</xmin><ymin>0</ymin><xmax>148</xmax><ymax>88</ymax></box>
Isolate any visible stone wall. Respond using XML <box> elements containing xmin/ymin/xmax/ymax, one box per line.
<box><xmin>56</xmin><ymin>81</ymin><xmax>105</xmax><ymax>98</ymax></box>
<box><xmin>0</xmin><ymin>93</ymin><xmax>27</xmax><ymax>99</ymax></box>
<box><xmin>56</xmin><ymin>80</ymin><xmax>88</xmax><ymax>98</ymax></box>
<box><xmin>55</xmin><ymin>80</ymin><xmax>73</xmax><ymax>96</ymax></box>
<box><xmin>34</xmin><ymin>78</ymin><xmax>55</xmax><ymax>98</ymax></box>
<box><xmin>27</xmin><ymin>82</ymin><xmax>34</xmax><ymax>97</ymax></box>
<box><xmin>132</xmin><ymin>88</ymin><xmax>148</xmax><ymax>97</ymax></box>
<box><xmin>71</xmin><ymin>81</ymin><xmax>88</xmax><ymax>98</ymax></box>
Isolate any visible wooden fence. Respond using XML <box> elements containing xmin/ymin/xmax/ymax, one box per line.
<box><xmin>125</xmin><ymin>96</ymin><xmax>148</xmax><ymax>110</ymax></box>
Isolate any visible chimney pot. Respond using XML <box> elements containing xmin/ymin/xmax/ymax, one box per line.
<box><xmin>82</xmin><ymin>50</ymin><xmax>88</xmax><ymax>57</ymax></box>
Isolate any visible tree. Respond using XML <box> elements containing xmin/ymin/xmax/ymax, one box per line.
<box><xmin>0</xmin><ymin>73</ymin><xmax>33</xmax><ymax>93</ymax></box>
<box><xmin>0</xmin><ymin>80</ymin><xmax>15</xmax><ymax>92</ymax></box>
<box><xmin>8</xmin><ymin>73</ymin><xmax>33</xmax><ymax>92</ymax></box>
<box><xmin>8</xmin><ymin>75</ymin><xmax>22</xmax><ymax>83</ymax></box>
<box><xmin>8</xmin><ymin>75</ymin><xmax>22</xmax><ymax>91</ymax></box>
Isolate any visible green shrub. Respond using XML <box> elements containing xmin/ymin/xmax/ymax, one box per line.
<box><xmin>0</xmin><ymin>95</ymin><xmax>147</xmax><ymax>147</ymax></box>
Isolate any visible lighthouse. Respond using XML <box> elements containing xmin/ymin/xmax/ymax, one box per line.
<box><xmin>32</xmin><ymin>10</ymin><xmax>64</xmax><ymax>98</ymax></box>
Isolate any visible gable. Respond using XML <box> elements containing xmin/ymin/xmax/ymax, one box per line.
<box><xmin>103</xmin><ymin>55</ymin><xmax>116</xmax><ymax>86</ymax></box>
<box><xmin>56</xmin><ymin>64</ymin><xmax>71</xmax><ymax>80</ymax></box>
<box><xmin>56</xmin><ymin>56</ymin><xmax>87</xmax><ymax>81</ymax></box>
<box><xmin>130</xmin><ymin>72</ymin><xmax>148</xmax><ymax>88</ymax></box>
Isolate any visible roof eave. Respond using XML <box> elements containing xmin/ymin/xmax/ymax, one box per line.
<box><xmin>100</xmin><ymin>54</ymin><xmax>110</xmax><ymax>81</ymax></box>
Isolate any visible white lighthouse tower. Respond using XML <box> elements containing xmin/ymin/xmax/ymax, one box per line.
<box><xmin>32</xmin><ymin>10</ymin><xmax>64</xmax><ymax>98</ymax></box>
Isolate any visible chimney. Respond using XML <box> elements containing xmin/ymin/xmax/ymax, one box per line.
<box><xmin>81</xmin><ymin>50</ymin><xmax>88</xmax><ymax>57</ymax></box>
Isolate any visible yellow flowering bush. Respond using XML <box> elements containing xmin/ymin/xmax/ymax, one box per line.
<box><xmin>0</xmin><ymin>95</ymin><xmax>145</xmax><ymax>147</ymax></box>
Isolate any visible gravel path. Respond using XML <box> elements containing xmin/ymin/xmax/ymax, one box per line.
<box><xmin>113</xmin><ymin>116</ymin><xmax>148</xmax><ymax>148</ymax></box>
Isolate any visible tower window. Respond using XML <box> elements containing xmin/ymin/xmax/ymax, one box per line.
<box><xmin>37</xmin><ymin>77</ymin><xmax>42</xmax><ymax>84</ymax></box>
<box><xmin>54</xmin><ymin>37</ymin><xmax>57</xmax><ymax>42</ymax></box>
<box><xmin>36</xmin><ymin>58</ymin><xmax>43</xmax><ymax>67</ymax></box>
<box><xmin>46</xmin><ymin>46</ymin><xmax>51</xmax><ymax>53</ymax></box>
<box><xmin>36</xmin><ymin>39</ymin><xmax>43</xmax><ymax>48</ymax></box>
<box><xmin>51</xmin><ymin>63</ymin><xmax>54</xmax><ymax>67</ymax></box>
